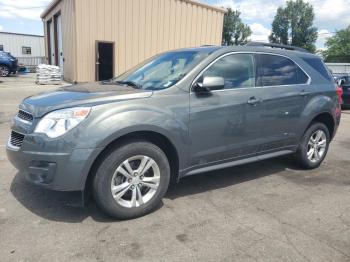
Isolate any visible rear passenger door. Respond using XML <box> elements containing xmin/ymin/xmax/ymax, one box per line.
<box><xmin>256</xmin><ymin>54</ymin><xmax>310</xmax><ymax>150</ymax></box>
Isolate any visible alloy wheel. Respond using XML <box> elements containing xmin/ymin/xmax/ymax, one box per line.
<box><xmin>110</xmin><ymin>155</ymin><xmax>160</xmax><ymax>208</ymax></box>
<box><xmin>0</xmin><ymin>66</ymin><xmax>9</xmax><ymax>77</ymax></box>
<box><xmin>307</xmin><ymin>129</ymin><xmax>327</xmax><ymax>163</ymax></box>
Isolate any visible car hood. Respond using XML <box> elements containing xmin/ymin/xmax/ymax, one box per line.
<box><xmin>20</xmin><ymin>81</ymin><xmax>153</xmax><ymax>117</ymax></box>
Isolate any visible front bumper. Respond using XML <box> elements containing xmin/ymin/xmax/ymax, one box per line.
<box><xmin>6</xmin><ymin>136</ymin><xmax>103</xmax><ymax>191</ymax></box>
<box><xmin>9</xmin><ymin>61</ymin><xmax>18</xmax><ymax>73</ymax></box>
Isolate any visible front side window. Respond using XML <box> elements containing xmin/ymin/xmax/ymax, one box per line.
<box><xmin>0</xmin><ymin>45</ymin><xmax>3</xmax><ymax>51</ymax></box>
<box><xmin>202</xmin><ymin>53</ymin><xmax>256</xmax><ymax>89</ymax></box>
<box><xmin>22</xmin><ymin>46</ymin><xmax>31</xmax><ymax>55</ymax></box>
<box><xmin>258</xmin><ymin>54</ymin><xmax>308</xmax><ymax>86</ymax></box>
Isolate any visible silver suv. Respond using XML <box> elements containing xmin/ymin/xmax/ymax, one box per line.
<box><xmin>7</xmin><ymin>43</ymin><xmax>342</xmax><ymax>219</ymax></box>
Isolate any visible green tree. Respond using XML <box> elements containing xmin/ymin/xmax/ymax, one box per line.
<box><xmin>322</xmin><ymin>26</ymin><xmax>350</xmax><ymax>62</ymax></box>
<box><xmin>269</xmin><ymin>0</ymin><xmax>318</xmax><ymax>52</ymax></box>
<box><xmin>222</xmin><ymin>9</ymin><xmax>252</xmax><ymax>46</ymax></box>
<box><xmin>269</xmin><ymin>7</ymin><xmax>289</xmax><ymax>44</ymax></box>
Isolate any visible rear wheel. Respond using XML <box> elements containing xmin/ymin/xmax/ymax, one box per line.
<box><xmin>0</xmin><ymin>65</ymin><xmax>10</xmax><ymax>77</ymax></box>
<box><xmin>93</xmin><ymin>141</ymin><xmax>170</xmax><ymax>219</ymax></box>
<box><xmin>295</xmin><ymin>122</ymin><xmax>330</xmax><ymax>169</ymax></box>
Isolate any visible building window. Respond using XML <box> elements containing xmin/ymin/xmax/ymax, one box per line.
<box><xmin>22</xmin><ymin>46</ymin><xmax>31</xmax><ymax>55</ymax></box>
<box><xmin>0</xmin><ymin>45</ymin><xmax>3</xmax><ymax>51</ymax></box>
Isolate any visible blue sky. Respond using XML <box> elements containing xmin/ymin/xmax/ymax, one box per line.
<box><xmin>0</xmin><ymin>0</ymin><xmax>349</xmax><ymax>49</ymax></box>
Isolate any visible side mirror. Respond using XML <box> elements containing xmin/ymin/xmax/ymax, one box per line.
<box><xmin>193</xmin><ymin>76</ymin><xmax>225</xmax><ymax>92</ymax></box>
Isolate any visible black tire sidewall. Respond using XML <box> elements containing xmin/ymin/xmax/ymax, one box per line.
<box><xmin>93</xmin><ymin>141</ymin><xmax>170</xmax><ymax>219</ymax></box>
<box><xmin>298</xmin><ymin>122</ymin><xmax>330</xmax><ymax>169</ymax></box>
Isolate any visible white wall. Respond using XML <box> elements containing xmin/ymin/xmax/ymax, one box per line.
<box><xmin>0</xmin><ymin>32</ymin><xmax>45</xmax><ymax>57</ymax></box>
<box><xmin>326</xmin><ymin>63</ymin><xmax>350</xmax><ymax>74</ymax></box>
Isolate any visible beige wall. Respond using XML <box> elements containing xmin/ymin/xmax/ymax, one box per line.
<box><xmin>42</xmin><ymin>0</ymin><xmax>76</xmax><ymax>82</ymax></box>
<box><xmin>43</xmin><ymin>0</ymin><xmax>224</xmax><ymax>82</ymax></box>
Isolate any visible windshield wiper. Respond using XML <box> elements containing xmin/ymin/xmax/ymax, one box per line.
<box><xmin>114</xmin><ymin>80</ymin><xmax>142</xmax><ymax>89</ymax></box>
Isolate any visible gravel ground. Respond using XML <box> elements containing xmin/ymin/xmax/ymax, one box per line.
<box><xmin>0</xmin><ymin>74</ymin><xmax>350</xmax><ymax>262</ymax></box>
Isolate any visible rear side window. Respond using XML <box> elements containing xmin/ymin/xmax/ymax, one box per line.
<box><xmin>203</xmin><ymin>53</ymin><xmax>256</xmax><ymax>89</ymax></box>
<box><xmin>302</xmin><ymin>57</ymin><xmax>332</xmax><ymax>82</ymax></box>
<box><xmin>257</xmin><ymin>54</ymin><xmax>308</xmax><ymax>86</ymax></box>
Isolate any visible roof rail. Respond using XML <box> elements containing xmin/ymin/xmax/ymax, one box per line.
<box><xmin>246</xmin><ymin>42</ymin><xmax>309</xmax><ymax>53</ymax></box>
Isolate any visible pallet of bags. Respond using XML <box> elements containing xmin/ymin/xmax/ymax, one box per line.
<box><xmin>36</xmin><ymin>64</ymin><xmax>62</xmax><ymax>85</ymax></box>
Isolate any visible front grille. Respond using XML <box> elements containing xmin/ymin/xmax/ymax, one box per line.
<box><xmin>17</xmin><ymin>110</ymin><xmax>33</xmax><ymax>122</ymax></box>
<box><xmin>10</xmin><ymin>131</ymin><xmax>25</xmax><ymax>148</ymax></box>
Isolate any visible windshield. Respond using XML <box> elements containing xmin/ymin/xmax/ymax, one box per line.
<box><xmin>0</xmin><ymin>52</ymin><xmax>15</xmax><ymax>59</ymax></box>
<box><xmin>113</xmin><ymin>51</ymin><xmax>209</xmax><ymax>90</ymax></box>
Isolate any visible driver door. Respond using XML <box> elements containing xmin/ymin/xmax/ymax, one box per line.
<box><xmin>189</xmin><ymin>53</ymin><xmax>265</xmax><ymax>167</ymax></box>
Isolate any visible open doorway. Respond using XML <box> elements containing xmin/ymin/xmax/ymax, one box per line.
<box><xmin>47</xmin><ymin>19</ymin><xmax>55</xmax><ymax>65</ymax></box>
<box><xmin>96</xmin><ymin>41</ymin><xmax>114</xmax><ymax>81</ymax></box>
<box><xmin>55</xmin><ymin>13</ymin><xmax>64</xmax><ymax>73</ymax></box>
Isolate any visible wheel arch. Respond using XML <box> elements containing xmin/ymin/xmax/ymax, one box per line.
<box><xmin>307</xmin><ymin>111</ymin><xmax>335</xmax><ymax>139</ymax></box>
<box><xmin>84</xmin><ymin>130</ymin><xmax>180</xmax><ymax>195</ymax></box>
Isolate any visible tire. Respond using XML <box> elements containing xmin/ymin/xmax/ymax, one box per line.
<box><xmin>294</xmin><ymin>122</ymin><xmax>330</xmax><ymax>169</ymax></box>
<box><xmin>93</xmin><ymin>141</ymin><xmax>170</xmax><ymax>219</ymax></box>
<box><xmin>0</xmin><ymin>65</ymin><xmax>10</xmax><ymax>77</ymax></box>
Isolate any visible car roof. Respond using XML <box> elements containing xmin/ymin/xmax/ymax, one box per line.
<box><xmin>175</xmin><ymin>45</ymin><xmax>318</xmax><ymax>59</ymax></box>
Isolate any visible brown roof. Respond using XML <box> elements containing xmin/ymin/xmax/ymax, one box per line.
<box><xmin>41</xmin><ymin>0</ymin><xmax>226</xmax><ymax>18</ymax></box>
<box><xmin>41</xmin><ymin>0</ymin><xmax>61</xmax><ymax>18</ymax></box>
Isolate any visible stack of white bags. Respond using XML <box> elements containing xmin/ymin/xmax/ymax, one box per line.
<box><xmin>36</xmin><ymin>64</ymin><xmax>62</xmax><ymax>85</ymax></box>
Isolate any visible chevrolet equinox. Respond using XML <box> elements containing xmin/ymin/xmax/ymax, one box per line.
<box><xmin>7</xmin><ymin>43</ymin><xmax>342</xmax><ymax>219</ymax></box>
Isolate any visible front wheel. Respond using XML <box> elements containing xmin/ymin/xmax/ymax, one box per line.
<box><xmin>93</xmin><ymin>141</ymin><xmax>170</xmax><ymax>219</ymax></box>
<box><xmin>295</xmin><ymin>122</ymin><xmax>330</xmax><ymax>169</ymax></box>
<box><xmin>0</xmin><ymin>65</ymin><xmax>10</xmax><ymax>77</ymax></box>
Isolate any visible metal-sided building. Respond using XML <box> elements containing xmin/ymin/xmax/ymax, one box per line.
<box><xmin>0</xmin><ymin>32</ymin><xmax>45</xmax><ymax>66</ymax></box>
<box><xmin>41</xmin><ymin>0</ymin><xmax>225</xmax><ymax>83</ymax></box>
<box><xmin>326</xmin><ymin>63</ymin><xmax>350</xmax><ymax>75</ymax></box>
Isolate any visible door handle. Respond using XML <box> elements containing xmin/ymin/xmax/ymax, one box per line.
<box><xmin>247</xmin><ymin>97</ymin><xmax>261</xmax><ymax>106</ymax></box>
<box><xmin>299</xmin><ymin>90</ymin><xmax>311</xmax><ymax>96</ymax></box>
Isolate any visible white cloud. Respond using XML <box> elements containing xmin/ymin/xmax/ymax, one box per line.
<box><xmin>316</xmin><ymin>29</ymin><xmax>334</xmax><ymax>50</ymax></box>
<box><xmin>0</xmin><ymin>0</ymin><xmax>51</xmax><ymax>20</ymax></box>
<box><xmin>307</xmin><ymin>0</ymin><xmax>350</xmax><ymax>26</ymax></box>
<box><xmin>0</xmin><ymin>25</ymin><xmax>3</xmax><ymax>31</ymax></box>
<box><xmin>208</xmin><ymin>0</ymin><xmax>350</xmax><ymax>28</ymax></box>
<box><xmin>249</xmin><ymin>23</ymin><xmax>271</xmax><ymax>42</ymax></box>
<box><xmin>215</xmin><ymin>0</ymin><xmax>278</xmax><ymax>22</ymax></box>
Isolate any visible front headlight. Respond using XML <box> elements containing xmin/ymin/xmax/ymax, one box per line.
<box><xmin>34</xmin><ymin>107</ymin><xmax>91</xmax><ymax>138</ymax></box>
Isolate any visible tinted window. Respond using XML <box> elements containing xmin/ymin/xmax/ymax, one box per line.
<box><xmin>0</xmin><ymin>51</ymin><xmax>9</xmax><ymax>58</ymax></box>
<box><xmin>302</xmin><ymin>57</ymin><xmax>332</xmax><ymax>81</ymax></box>
<box><xmin>202</xmin><ymin>54</ymin><xmax>255</xmax><ymax>89</ymax></box>
<box><xmin>296</xmin><ymin>66</ymin><xmax>309</xmax><ymax>84</ymax></box>
<box><xmin>258</xmin><ymin>54</ymin><xmax>308</xmax><ymax>86</ymax></box>
<box><xmin>0</xmin><ymin>45</ymin><xmax>3</xmax><ymax>51</ymax></box>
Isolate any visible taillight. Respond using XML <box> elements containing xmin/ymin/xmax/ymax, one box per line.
<box><xmin>336</xmin><ymin>86</ymin><xmax>343</xmax><ymax>104</ymax></box>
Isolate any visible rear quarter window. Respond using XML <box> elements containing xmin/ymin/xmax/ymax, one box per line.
<box><xmin>302</xmin><ymin>57</ymin><xmax>332</xmax><ymax>82</ymax></box>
